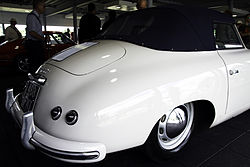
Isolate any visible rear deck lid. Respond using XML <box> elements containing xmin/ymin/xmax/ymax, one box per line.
<box><xmin>48</xmin><ymin>40</ymin><xmax>125</xmax><ymax>75</ymax></box>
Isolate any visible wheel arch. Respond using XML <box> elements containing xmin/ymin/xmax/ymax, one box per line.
<box><xmin>192</xmin><ymin>100</ymin><xmax>216</xmax><ymax>133</ymax></box>
<box><xmin>144</xmin><ymin>99</ymin><xmax>216</xmax><ymax>144</ymax></box>
<box><xmin>142</xmin><ymin>100</ymin><xmax>216</xmax><ymax>160</ymax></box>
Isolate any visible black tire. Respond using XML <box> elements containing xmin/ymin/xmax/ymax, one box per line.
<box><xmin>144</xmin><ymin>103</ymin><xmax>195</xmax><ymax>162</ymax></box>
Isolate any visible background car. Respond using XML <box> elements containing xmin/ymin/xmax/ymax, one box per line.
<box><xmin>0</xmin><ymin>31</ymin><xmax>75</xmax><ymax>72</ymax></box>
<box><xmin>0</xmin><ymin>35</ymin><xmax>5</xmax><ymax>44</ymax></box>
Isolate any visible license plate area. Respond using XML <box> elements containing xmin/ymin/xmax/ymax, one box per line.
<box><xmin>20</xmin><ymin>81</ymin><xmax>40</xmax><ymax>113</ymax></box>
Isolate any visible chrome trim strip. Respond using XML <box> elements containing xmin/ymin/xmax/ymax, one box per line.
<box><xmin>10</xmin><ymin>94</ymin><xmax>22</xmax><ymax>127</ymax></box>
<box><xmin>30</xmin><ymin>138</ymin><xmax>100</xmax><ymax>160</ymax></box>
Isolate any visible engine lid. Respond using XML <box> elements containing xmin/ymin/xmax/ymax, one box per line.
<box><xmin>47</xmin><ymin>40</ymin><xmax>126</xmax><ymax>75</ymax></box>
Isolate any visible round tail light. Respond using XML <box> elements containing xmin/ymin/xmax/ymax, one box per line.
<box><xmin>65</xmin><ymin>110</ymin><xmax>78</xmax><ymax>125</ymax></box>
<box><xmin>51</xmin><ymin>106</ymin><xmax>62</xmax><ymax>120</ymax></box>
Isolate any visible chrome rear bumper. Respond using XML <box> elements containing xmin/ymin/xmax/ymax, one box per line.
<box><xmin>5</xmin><ymin>88</ymin><xmax>15</xmax><ymax>114</ymax></box>
<box><xmin>5</xmin><ymin>89</ymin><xmax>22</xmax><ymax>127</ymax></box>
<box><xmin>30</xmin><ymin>138</ymin><xmax>100</xmax><ymax>161</ymax></box>
<box><xmin>5</xmin><ymin>88</ymin><xmax>106</xmax><ymax>163</ymax></box>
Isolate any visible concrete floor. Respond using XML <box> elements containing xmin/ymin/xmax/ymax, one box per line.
<box><xmin>1</xmin><ymin>67</ymin><xmax>250</xmax><ymax>167</ymax></box>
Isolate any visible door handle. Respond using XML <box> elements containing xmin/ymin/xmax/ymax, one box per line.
<box><xmin>229</xmin><ymin>69</ymin><xmax>239</xmax><ymax>75</ymax></box>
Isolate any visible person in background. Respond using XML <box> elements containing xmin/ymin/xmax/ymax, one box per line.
<box><xmin>78</xmin><ymin>3</ymin><xmax>101</xmax><ymax>43</ymax></box>
<box><xmin>71</xmin><ymin>31</ymin><xmax>75</xmax><ymax>41</ymax></box>
<box><xmin>64</xmin><ymin>28</ymin><xmax>70</xmax><ymax>38</ymax></box>
<box><xmin>25</xmin><ymin>0</ymin><xmax>45</xmax><ymax>73</ymax></box>
<box><xmin>236</xmin><ymin>20</ymin><xmax>243</xmax><ymax>29</ymax></box>
<box><xmin>5</xmin><ymin>18</ymin><xmax>22</xmax><ymax>42</ymax></box>
<box><xmin>136</xmin><ymin>0</ymin><xmax>147</xmax><ymax>10</ymax></box>
<box><xmin>102</xmin><ymin>10</ymin><xmax>116</xmax><ymax>32</ymax></box>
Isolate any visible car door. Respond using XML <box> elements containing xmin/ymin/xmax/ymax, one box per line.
<box><xmin>214</xmin><ymin>23</ymin><xmax>250</xmax><ymax>117</ymax></box>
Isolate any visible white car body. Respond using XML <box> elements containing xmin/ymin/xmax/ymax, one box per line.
<box><xmin>5</xmin><ymin>6</ymin><xmax>250</xmax><ymax>163</ymax></box>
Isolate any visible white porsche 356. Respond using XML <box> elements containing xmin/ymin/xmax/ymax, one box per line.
<box><xmin>5</xmin><ymin>5</ymin><xmax>250</xmax><ymax>163</ymax></box>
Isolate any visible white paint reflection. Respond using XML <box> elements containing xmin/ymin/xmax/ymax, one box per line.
<box><xmin>109</xmin><ymin>69</ymin><xmax>117</xmax><ymax>73</ymax></box>
<box><xmin>97</xmin><ymin>89</ymin><xmax>155</xmax><ymax>119</ymax></box>
<box><xmin>110</xmin><ymin>78</ymin><xmax>118</xmax><ymax>83</ymax></box>
<box><xmin>157</xmin><ymin>71</ymin><xmax>215</xmax><ymax>104</ymax></box>
<box><xmin>227</xmin><ymin>63</ymin><xmax>244</xmax><ymax>69</ymax></box>
<box><xmin>102</xmin><ymin>55</ymin><xmax>111</xmax><ymax>59</ymax></box>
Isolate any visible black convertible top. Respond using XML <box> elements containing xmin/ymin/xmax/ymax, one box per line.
<box><xmin>101</xmin><ymin>5</ymin><xmax>235</xmax><ymax>51</ymax></box>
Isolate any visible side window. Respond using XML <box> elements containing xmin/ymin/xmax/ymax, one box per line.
<box><xmin>213</xmin><ymin>23</ymin><xmax>243</xmax><ymax>49</ymax></box>
<box><xmin>52</xmin><ymin>33</ymin><xmax>72</xmax><ymax>44</ymax></box>
<box><xmin>48</xmin><ymin>35</ymin><xmax>57</xmax><ymax>45</ymax></box>
<box><xmin>51</xmin><ymin>34</ymin><xmax>63</xmax><ymax>44</ymax></box>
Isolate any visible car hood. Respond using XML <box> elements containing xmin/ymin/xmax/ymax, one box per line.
<box><xmin>47</xmin><ymin>40</ymin><xmax>126</xmax><ymax>75</ymax></box>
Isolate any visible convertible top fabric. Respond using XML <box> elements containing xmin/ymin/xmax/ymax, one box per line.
<box><xmin>101</xmin><ymin>5</ymin><xmax>235</xmax><ymax>51</ymax></box>
<box><xmin>170</xmin><ymin>5</ymin><xmax>234</xmax><ymax>51</ymax></box>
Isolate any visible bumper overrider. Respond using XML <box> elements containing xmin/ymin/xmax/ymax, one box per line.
<box><xmin>5</xmin><ymin>88</ymin><xmax>106</xmax><ymax>163</ymax></box>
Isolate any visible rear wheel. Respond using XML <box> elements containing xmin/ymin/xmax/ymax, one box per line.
<box><xmin>144</xmin><ymin>103</ymin><xmax>195</xmax><ymax>161</ymax></box>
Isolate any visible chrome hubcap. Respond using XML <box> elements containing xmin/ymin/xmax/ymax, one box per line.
<box><xmin>158</xmin><ymin>103</ymin><xmax>194</xmax><ymax>150</ymax></box>
<box><xmin>166</xmin><ymin>107</ymin><xmax>187</xmax><ymax>138</ymax></box>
